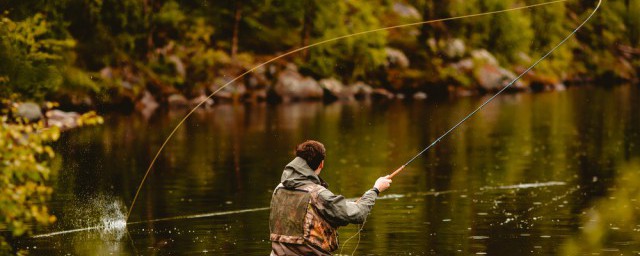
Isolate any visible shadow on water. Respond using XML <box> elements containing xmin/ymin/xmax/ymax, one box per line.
<box><xmin>19</xmin><ymin>85</ymin><xmax>640</xmax><ymax>255</ymax></box>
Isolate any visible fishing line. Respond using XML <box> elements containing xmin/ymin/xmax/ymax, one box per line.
<box><xmin>126</xmin><ymin>0</ymin><xmax>570</xmax><ymax>222</ymax></box>
<box><xmin>32</xmin><ymin>182</ymin><xmax>565</xmax><ymax>238</ymax></box>
<box><xmin>387</xmin><ymin>0</ymin><xmax>602</xmax><ymax>179</ymax></box>
<box><xmin>345</xmin><ymin>0</ymin><xmax>602</xmax><ymax>254</ymax></box>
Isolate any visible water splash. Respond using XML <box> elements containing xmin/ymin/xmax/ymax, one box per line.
<box><xmin>33</xmin><ymin>195</ymin><xmax>127</xmax><ymax>239</ymax></box>
<box><xmin>96</xmin><ymin>200</ymin><xmax>127</xmax><ymax>240</ymax></box>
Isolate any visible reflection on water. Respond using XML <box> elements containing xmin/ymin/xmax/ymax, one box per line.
<box><xmin>561</xmin><ymin>159</ymin><xmax>640</xmax><ymax>255</ymax></box>
<box><xmin>20</xmin><ymin>85</ymin><xmax>640</xmax><ymax>255</ymax></box>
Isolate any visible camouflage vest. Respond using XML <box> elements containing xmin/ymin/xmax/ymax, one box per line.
<box><xmin>269</xmin><ymin>183</ymin><xmax>339</xmax><ymax>252</ymax></box>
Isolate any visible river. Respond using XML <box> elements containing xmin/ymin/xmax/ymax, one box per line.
<box><xmin>20</xmin><ymin>85</ymin><xmax>640</xmax><ymax>255</ymax></box>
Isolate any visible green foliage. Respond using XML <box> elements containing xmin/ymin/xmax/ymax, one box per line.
<box><xmin>561</xmin><ymin>160</ymin><xmax>640</xmax><ymax>256</ymax></box>
<box><xmin>302</xmin><ymin>0</ymin><xmax>388</xmax><ymax>81</ymax></box>
<box><xmin>0</xmin><ymin>118</ymin><xmax>59</xmax><ymax>252</ymax></box>
<box><xmin>451</xmin><ymin>0</ymin><xmax>533</xmax><ymax>65</ymax></box>
<box><xmin>0</xmin><ymin>102</ymin><xmax>103</xmax><ymax>253</ymax></box>
<box><xmin>0</xmin><ymin>13</ymin><xmax>75</xmax><ymax>100</ymax></box>
<box><xmin>1</xmin><ymin>0</ymin><xmax>638</xmax><ymax>103</ymax></box>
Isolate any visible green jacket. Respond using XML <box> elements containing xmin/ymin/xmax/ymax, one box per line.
<box><xmin>279</xmin><ymin>157</ymin><xmax>378</xmax><ymax>227</ymax></box>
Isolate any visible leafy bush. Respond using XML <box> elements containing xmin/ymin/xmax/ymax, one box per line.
<box><xmin>0</xmin><ymin>118</ymin><xmax>59</xmax><ymax>253</ymax></box>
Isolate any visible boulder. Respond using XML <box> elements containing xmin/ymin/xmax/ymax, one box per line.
<box><xmin>167</xmin><ymin>55</ymin><xmax>186</xmax><ymax>78</ymax></box>
<box><xmin>392</xmin><ymin>2</ymin><xmax>421</xmax><ymax>19</ymax></box>
<box><xmin>385</xmin><ymin>48</ymin><xmax>410</xmax><ymax>68</ymax></box>
<box><xmin>413</xmin><ymin>92</ymin><xmax>428</xmax><ymax>100</ymax></box>
<box><xmin>450</xmin><ymin>58</ymin><xmax>474</xmax><ymax>72</ymax></box>
<box><xmin>99</xmin><ymin>67</ymin><xmax>114</xmax><ymax>79</ymax></box>
<box><xmin>16</xmin><ymin>102</ymin><xmax>42</xmax><ymax>122</ymax></box>
<box><xmin>135</xmin><ymin>91</ymin><xmax>159</xmax><ymax>118</ymax></box>
<box><xmin>210</xmin><ymin>77</ymin><xmax>246</xmax><ymax>101</ymax></box>
<box><xmin>167</xmin><ymin>94</ymin><xmax>189</xmax><ymax>108</ymax></box>
<box><xmin>474</xmin><ymin>64</ymin><xmax>523</xmax><ymax>91</ymax></box>
<box><xmin>471</xmin><ymin>49</ymin><xmax>499</xmax><ymax>66</ymax></box>
<box><xmin>350</xmin><ymin>82</ymin><xmax>373</xmax><ymax>99</ymax></box>
<box><xmin>372</xmin><ymin>88</ymin><xmax>394</xmax><ymax>100</ymax></box>
<box><xmin>444</xmin><ymin>39</ymin><xmax>466</xmax><ymax>59</ymax></box>
<box><xmin>320</xmin><ymin>78</ymin><xmax>353</xmax><ymax>101</ymax></box>
<box><xmin>46</xmin><ymin>110</ymin><xmax>80</xmax><ymax>130</ymax></box>
<box><xmin>273</xmin><ymin>69</ymin><xmax>323</xmax><ymax>101</ymax></box>
<box><xmin>189</xmin><ymin>94</ymin><xmax>214</xmax><ymax>108</ymax></box>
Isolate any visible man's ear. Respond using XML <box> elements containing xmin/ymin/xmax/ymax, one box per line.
<box><xmin>319</xmin><ymin>160</ymin><xmax>324</xmax><ymax>170</ymax></box>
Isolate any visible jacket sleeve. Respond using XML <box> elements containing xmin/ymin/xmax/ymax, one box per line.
<box><xmin>315</xmin><ymin>188</ymin><xmax>378</xmax><ymax>227</ymax></box>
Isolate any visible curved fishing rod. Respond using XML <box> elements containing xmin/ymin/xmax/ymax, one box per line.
<box><xmin>388</xmin><ymin>0</ymin><xmax>603</xmax><ymax>179</ymax></box>
<box><xmin>126</xmin><ymin>0</ymin><xmax>570</xmax><ymax>221</ymax></box>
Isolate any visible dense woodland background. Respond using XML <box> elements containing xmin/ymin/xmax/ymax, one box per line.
<box><xmin>1</xmin><ymin>0</ymin><xmax>638</xmax><ymax>110</ymax></box>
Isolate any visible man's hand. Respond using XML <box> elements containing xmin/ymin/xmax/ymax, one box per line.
<box><xmin>374</xmin><ymin>175</ymin><xmax>392</xmax><ymax>193</ymax></box>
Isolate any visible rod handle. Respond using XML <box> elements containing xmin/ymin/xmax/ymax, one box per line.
<box><xmin>388</xmin><ymin>165</ymin><xmax>406</xmax><ymax>179</ymax></box>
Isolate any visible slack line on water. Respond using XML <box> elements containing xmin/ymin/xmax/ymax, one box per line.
<box><xmin>126</xmin><ymin>0</ymin><xmax>595</xmax><ymax>222</ymax></box>
<box><xmin>32</xmin><ymin>181</ymin><xmax>567</xmax><ymax>238</ymax></box>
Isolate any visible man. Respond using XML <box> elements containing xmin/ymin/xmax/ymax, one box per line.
<box><xmin>270</xmin><ymin>140</ymin><xmax>392</xmax><ymax>256</ymax></box>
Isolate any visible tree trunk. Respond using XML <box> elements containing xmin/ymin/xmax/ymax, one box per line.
<box><xmin>301</xmin><ymin>0</ymin><xmax>313</xmax><ymax>59</ymax></box>
<box><xmin>231</xmin><ymin>1</ymin><xmax>242</xmax><ymax>60</ymax></box>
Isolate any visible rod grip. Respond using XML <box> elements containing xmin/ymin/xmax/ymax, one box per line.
<box><xmin>388</xmin><ymin>165</ymin><xmax>406</xmax><ymax>179</ymax></box>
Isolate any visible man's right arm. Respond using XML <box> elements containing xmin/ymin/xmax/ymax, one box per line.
<box><xmin>315</xmin><ymin>176</ymin><xmax>392</xmax><ymax>226</ymax></box>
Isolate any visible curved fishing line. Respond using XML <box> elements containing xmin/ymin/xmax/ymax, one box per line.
<box><xmin>347</xmin><ymin>1</ymin><xmax>602</xmax><ymax>254</ymax></box>
<box><xmin>126</xmin><ymin>0</ymin><xmax>569</xmax><ymax>221</ymax></box>
<box><xmin>388</xmin><ymin>0</ymin><xmax>602</xmax><ymax>179</ymax></box>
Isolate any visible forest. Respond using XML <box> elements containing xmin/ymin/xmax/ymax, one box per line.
<box><xmin>1</xmin><ymin>0</ymin><xmax>638</xmax><ymax>110</ymax></box>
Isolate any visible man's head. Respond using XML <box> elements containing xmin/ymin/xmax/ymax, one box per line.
<box><xmin>295</xmin><ymin>140</ymin><xmax>326</xmax><ymax>172</ymax></box>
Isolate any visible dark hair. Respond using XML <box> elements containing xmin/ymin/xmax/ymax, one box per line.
<box><xmin>295</xmin><ymin>140</ymin><xmax>326</xmax><ymax>170</ymax></box>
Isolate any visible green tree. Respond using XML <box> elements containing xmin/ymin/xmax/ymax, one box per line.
<box><xmin>0</xmin><ymin>118</ymin><xmax>59</xmax><ymax>253</ymax></box>
<box><xmin>0</xmin><ymin>13</ymin><xmax>78</xmax><ymax>101</ymax></box>
<box><xmin>301</xmin><ymin>0</ymin><xmax>389</xmax><ymax>82</ymax></box>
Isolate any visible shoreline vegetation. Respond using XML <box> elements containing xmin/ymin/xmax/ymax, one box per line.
<box><xmin>1</xmin><ymin>1</ymin><xmax>639</xmax><ymax>115</ymax></box>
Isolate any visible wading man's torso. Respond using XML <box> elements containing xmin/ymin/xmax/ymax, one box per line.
<box><xmin>269</xmin><ymin>157</ymin><xmax>379</xmax><ymax>256</ymax></box>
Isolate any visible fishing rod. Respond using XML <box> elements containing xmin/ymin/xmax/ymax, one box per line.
<box><xmin>126</xmin><ymin>0</ymin><xmax>572</xmax><ymax>222</ymax></box>
<box><xmin>387</xmin><ymin>0</ymin><xmax>603</xmax><ymax>179</ymax></box>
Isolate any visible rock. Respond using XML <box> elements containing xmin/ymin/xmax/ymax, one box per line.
<box><xmin>167</xmin><ymin>94</ymin><xmax>188</xmax><ymax>108</ymax></box>
<box><xmin>16</xmin><ymin>102</ymin><xmax>42</xmax><ymax>122</ymax></box>
<box><xmin>99</xmin><ymin>67</ymin><xmax>113</xmax><ymax>79</ymax></box>
<box><xmin>386</xmin><ymin>48</ymin><xmax>410</xmax><ymax>68</ymax></box>
<box><xmin>413</xmin><ymin>92</ymin><xmax>428</xmax><ymax>100</ymax></box>
<box><xmin>273</xmin><ymin>69</ymin><xmax>323</xmax><ymax>101</ymax></box>
<box><xmin>190</xmin><ymin>94</ymin><xmax>214</xmax><ymax>108</ymax></box>
<box><xmin>350</xmin><ymin>82</ymin><xmax>373</xmax><ymax>99</ymax></box>
<box><xmin>372</xmin><ymin>88</ymin><xmax>394</xmax><ymax>100</ymax></box>
<box><xmin>46</xmin><ymin>110</ymin><xmax>80</xmax><ymax>130</ymax></box>
<box><xmin>471</xmin><ymin>49</ymin><xmax>499</xmax><ymax>66</ymax></box>
<box><xmin>167</xmin><ymin>55</ymin><xmax>186</xmax><ymax>78</ymax></box>
<box><xmin>320</xmin><ymin>78</ymin><xmax>353</xmax><ymax>101</ymax></box>
<box><xmin>392</xmin><ymin>2</ymin><xmax>421</xmax><ymax>19</ymax></box>
<box><xmin>135</xmin><ymin>91</ymin><xmax>159</xmax><ymax>118</ymax></box>
<box><xmin>474</xmin><ymin>64</ymin><xmax>523</xmax><ymax>91</ymax></box>
<box><xmin>444</xmin><ymin>39</ymin><xmax>465</xmax><ymax>59</ymax></box>
<box><xmin>211</xmin><ymin>77</ymin><xmax>246</xmax><ymax>101</ymax></box>
<box><xmin>450</xmin><ymin>58</ymin><xmax>474</xmax><ymax>72</ymax></box>
<box><xmin>554</xmin><ymin>83</ymin><xmax>566</xmax><ymax>91</ymax></box>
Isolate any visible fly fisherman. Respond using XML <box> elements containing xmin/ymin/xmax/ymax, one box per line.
<box><xmin>270</xmin><ymin>140</ymin><xmax>392</xmax><ymax>256</ymax></box>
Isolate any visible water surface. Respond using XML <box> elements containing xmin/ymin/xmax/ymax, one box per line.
<box><xmin>21</xmin><ymin>85</ymin><xmax>640</xmax><ymax>255</ymax></box>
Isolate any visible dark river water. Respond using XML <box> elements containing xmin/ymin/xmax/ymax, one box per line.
<box><xmin>19</xmin><ymin>85</ymin><xmax>640</xmax><ymax>255</ymax></box>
